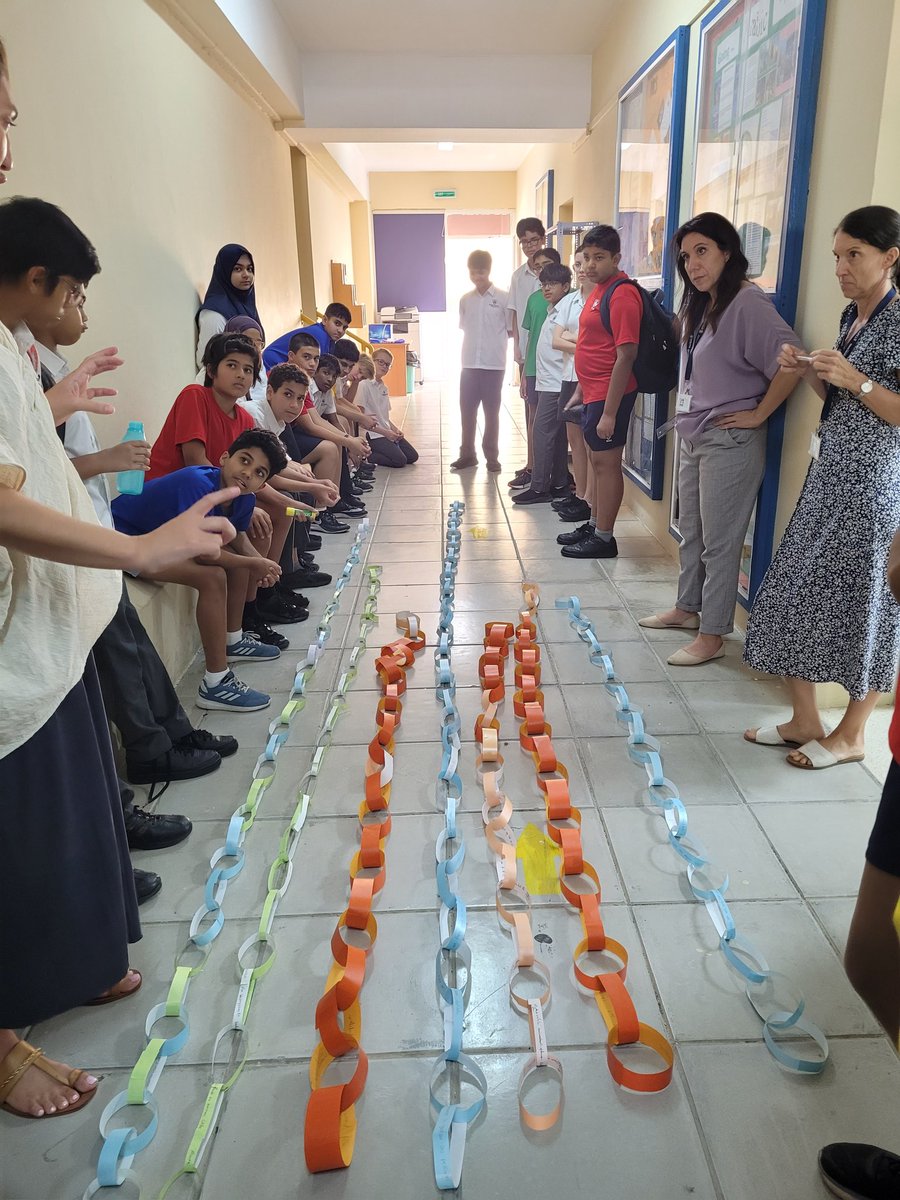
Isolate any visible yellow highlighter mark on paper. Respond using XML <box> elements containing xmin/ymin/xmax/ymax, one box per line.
<box><xmin>517</xmin><ymin>823</ymin><xmax>562</xmax><ymax>896</ymax></box>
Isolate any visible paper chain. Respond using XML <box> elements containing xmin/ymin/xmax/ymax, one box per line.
<box><xmin>554</xmin><ymin>594</ymin><xmax>829</xmax><ymax>1074</ymax></box>
<box><xmin>430</xmin><ymin>500</ymin><xmax>488</xmax><ymax>1192</ymax></box>
<box><xmin>476</xmin><ymin>613</ymin><xmax>564</xmax><ymax>1129</ymax></box>
<box><xmin>518</xmin><ymin>585</ymin><xmax>674</xmax><ymax>1092</ymax></box>
<box><xmin>82</xmin><ymin>521</ymin><xmax>372</xmax><ymax>1200</ymax></box>
<box><xmin>304</xmin><ymin>606</ymin><xmax>426</xmax><ymax>1171</ymax></box>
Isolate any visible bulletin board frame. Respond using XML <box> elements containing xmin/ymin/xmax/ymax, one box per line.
<box><xmin>668</xmin><ymin>0</ymin><xmax>826</xmax><ymax>605</ymax></box>
<box><xmin>615</xmin><ymin>25</ymin><xmax>690</xmax><ymax>500</ymax></box>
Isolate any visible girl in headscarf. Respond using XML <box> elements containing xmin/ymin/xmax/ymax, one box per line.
<box><xmin>196</xmin><ymin>244</ymin><xmax>264</xmax><ymax>368</ymax></box>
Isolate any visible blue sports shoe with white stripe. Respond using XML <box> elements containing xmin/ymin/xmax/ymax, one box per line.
<box><xmin>197</xmin><ymin>670</ymin><xmax>271</xmax><ymax>712</ymax></box>
<box><xmin>226</xmin><ymin>634</ymin><xmax>280</xmax><ymax>663</ymax></box>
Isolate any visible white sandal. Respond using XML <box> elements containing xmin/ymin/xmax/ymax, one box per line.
<box><xmin>744</xmin><ymin>726</ymin><xmax>801</xmax><ymax>748</ymax></box>
<box><xmin>638</xmin><ymin>613</ymin><xmax>700</xmax><ymax>630</ymax></box>
<box><xmin>787</xmin><ymin>739</ymin><xmax>865</xmax><ymax>771</ymax></box>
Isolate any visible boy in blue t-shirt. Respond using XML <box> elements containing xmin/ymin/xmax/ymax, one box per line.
<box><xmin>263</xmin><ymin>302</ymin><xmax>352</xmax><ymax>371</ymax></box>
<box><xmin>112</xmin><ymin>429</ymin><xmax>289</xmax><ymax>713</ymax></box>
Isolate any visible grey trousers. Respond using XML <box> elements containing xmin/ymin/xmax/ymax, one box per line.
<box><xmin>532</xmin><ymin>390</ymin><xmax>569</xmax><ymax>492</ymax></box>
<box><xmin>675</xmin><ymin>425</ymin><xmax>767</xmax><ymax>635</ymax></box>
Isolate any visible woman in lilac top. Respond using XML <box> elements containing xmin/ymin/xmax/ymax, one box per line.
<box><xmin>639</xmin><ymin>212</ymin><xmax>801</xmax><ymax>666</ymax></box>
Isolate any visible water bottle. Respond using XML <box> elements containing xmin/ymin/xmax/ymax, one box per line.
<box><xmin>116</xmin><ymin>421</ymin><xmax>146</xmax><ymax>496</ymax></box>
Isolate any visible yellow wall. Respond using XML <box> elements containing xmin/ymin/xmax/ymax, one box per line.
<box><xmin>4</xmin><ymin>0</ymin><xmax>302</xmax><ymax>445</ymax></box>
<box><xmin>516</xmin><ymin>144</ymin><xmax>579</xmax><ymax>228</ymax></box>
<box><xmin>305</xmin><ymin>156</ymin><xmax>355</xmax><ymax>316</ymax></box>
<box><xmin>370</xmin><ymin>171</ymin><xmax>517</xmax><ymax>211</ymax></box>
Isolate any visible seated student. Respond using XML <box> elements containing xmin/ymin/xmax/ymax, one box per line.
<box><xmin>328</xmin><ymin>340</ymin><xmax>378</xmax><ymax>487</ymax></box>
<box><xmin>29</xmin><ymin>296</ymin><xmax>234</xmax><ymax>883</ymax></box>
<box><xmin>196</xmin><ymin>315</ymin><xmax>267</xmax><ymax>404</ymax></box>
<box><xmin>357</xmin><ymin>348</ymin><xmax>419</xmax><ymax>467</ymax></box>
<box><xmin>263</xmin><ymin>301</ymin><xmax>351</xmax><ymax>372</ymax></box>
<box><xmin>196</xmin><ymin>243</ymin><xmax>264</xmax><ymax>370</ymax></box>
<box><xmin>452</xmin><ymin>249</ymin><xmax>511</xmax><ymax>472</ymax></box>
<box><xmin>514</xmin><ymin>246</ymin><xmax>562</xmax><ymax>486</ymax></box>
<box><xmin>513</xmin><ymin>262</ymin><xmax>572</xmax><ymax>504</ymax></box>
<box><xmin>112</xmin><ymin>431</ymin><xmax>288</xmax><ymax>713</ymax></box>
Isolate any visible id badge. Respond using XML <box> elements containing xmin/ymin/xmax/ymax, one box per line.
<box><xmin>675</xmin><ymin>389</ymin><xmax>692</xmax><ymax>414</ymax></box>
<box><xmin>809</xmin><ymin>431</ymin><xmax>821</xmax><ymax>460</ymax></box>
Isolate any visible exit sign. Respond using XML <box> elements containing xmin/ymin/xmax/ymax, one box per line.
<box><xmin>433</xmin><ymin>190</ymin><xmax>456</xmax><ymax>198</ymax></box>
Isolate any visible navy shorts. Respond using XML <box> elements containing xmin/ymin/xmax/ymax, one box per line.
<box><xmin>290</xmin><ymin>429</ymin><xmax>323</xmax><ymax>460</ymax></box>
<box><xmin>866</xmin><ymin>758</ymin><xmax>900</xmax><ymax>878</ymax></box>
<box><xmin>581</xmin><ymin>390</ymin><xmax>638</xmax><ymax>451</ymax></box>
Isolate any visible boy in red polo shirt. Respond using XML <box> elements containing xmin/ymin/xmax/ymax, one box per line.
<box><xmin>562</xmin><ymin>225</ymin><xmax>640</xmax><ymax>560</ymax></box>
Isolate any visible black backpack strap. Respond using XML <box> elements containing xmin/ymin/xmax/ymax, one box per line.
<box><xmin>598</xmin><ymin>277</ymin><xmax>642</xmax><ymax>335</ymax></box>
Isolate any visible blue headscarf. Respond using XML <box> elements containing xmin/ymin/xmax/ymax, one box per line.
<box><xmin>199</xmin><ymin>243</ymin><xmax>264</xmax><ymax>337</ymax></box>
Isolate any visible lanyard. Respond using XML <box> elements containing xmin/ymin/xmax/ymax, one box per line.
<box><xmin>683</xmin><ymin>321</ymin><xmax>707</xmax><ymax>384</ymax></box>
<box><xmin>821</xmin><ymin>287</ymin><xmax>896</xmax><ymax>422</ymax></box>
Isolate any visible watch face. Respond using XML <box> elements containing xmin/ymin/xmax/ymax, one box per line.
<box><xmin>861</xmin><ymin>379</ymin><xmax>874</xmax><ymax>394</ymax></box>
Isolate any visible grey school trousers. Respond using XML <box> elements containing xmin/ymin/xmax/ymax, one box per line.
<box><xmin>532</xmin><ymin>389</ymin><xmax>569</xmax><ymax>492</ymax></box>
<box><xmin>675</xmin><ymin>424</ymin><xmax>767</xmax><ymax>635</ymax></box>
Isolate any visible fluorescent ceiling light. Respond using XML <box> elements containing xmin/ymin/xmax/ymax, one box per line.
<box><xmin>437</xmin><ymin>141</ymin><xmax>454</xmax><ymax>151</ymax></box>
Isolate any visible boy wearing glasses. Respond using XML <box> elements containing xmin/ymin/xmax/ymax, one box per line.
<box><xmin>507</xmin><ymin>218</ymin><xmax>546</xmax><ymax>488</ymax></box>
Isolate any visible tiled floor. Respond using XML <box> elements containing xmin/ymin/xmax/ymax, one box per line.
<box><xmin>10</xmin><ymin>384</ymin><xmax>899</xmax><ymax>1200</ymax></box>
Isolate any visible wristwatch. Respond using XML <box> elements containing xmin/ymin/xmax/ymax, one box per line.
<box><xmin>856</xmin><ymin>377</ymin><xmax>874</xmax><ymax>398</ymax></box>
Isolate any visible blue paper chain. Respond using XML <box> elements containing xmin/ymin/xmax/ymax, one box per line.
<box><xmin>554</xmin><ymin>594</ymin><xmax>829</xmax><ymax>1075</ymax></box>
<box><xmin>82</xmin><ymin>521</ymin><xmax>371</xmax><ymax>1199</ymax></box>
<box><xmin>430</xmin><ymin>501</ymin><xmax>487</xmax><ymax>1191</ymax></box>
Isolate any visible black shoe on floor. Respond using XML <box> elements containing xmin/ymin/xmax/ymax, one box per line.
<box><xmin>333</xmin><ymin>498</ymin><xmax>367</xmax><ymax>517</ymax></box>
<box><xmin>317</xmin><ymin>511</ymin><xmax>351</xmax><ymax>534</ymax></box>
<box><xmin>550</xmin><ymin>485</ymin><xmax>572</xmax><ymax>499</ymax></box>
<box><xmin>508</xmin><ymin>468</ymin><xmax>531</xmax><ymax>489</ymax></box>
<box><xmin>557</xmin><ymin>522</ymin><xmax>594</xmax><ymax>546</ymax></box>
<box><xmin>551</xmin><ymin>497</ymin><xmax>569</xmax><ymax>510</ymax></box>
<box><xmin>125</xmin><ymin>806</ymin><xmax>192</xmax><ymax>851</ymax></box>
<box><xmin>561</xmin><ymin>533</ymin><xmax>618</xmax><ymax>559</ymax></box>
<box><xmin>557</xmin><ymin>498</ymin><xmax>593</xmax><ymax>522</ymax></box>
<box><xmin>282</xmin><ymin>566</ymin><xmax>332</xmax><ymax>589</ymax></box>
<box><xmin>275</xmin><ymin>582</ymin><xmax>309</xmax><ymax>607</ymax></box>
<box><xmin>134</xmin><ymin>868</ymin><xmax>162</xmax><ymax>904</ymax></box>
<box><xmin>176</xmin><ymin>728</ymin><xmax>239</xmax><ymax>759</ymax></box>
<box><xmin>512</xmin><ymin>487</ymin><xmax>553</xmax><ymax>505</ymax></box>
<box><xmin>256</xmin><ymin>593</ymin><xmax>310</xmax><ymax>624</ymax></box>
<box><xmin>243</xmin><ymin>616</ymin><xmax>290</xmax><ymax>650</ymax></box>
<box><xmin>357</xmin><ymin>463</ymin><xmax>376</xmax><ymax>476</ymax></box>
<box><xmin>486</xmin><ymin>460</ymin><xmax>502</xmax><ymax>472</ymax></box>
<box><xmin>819</xmin><ymin>1142</ymin><xmax>900</xmax><ymax>1199</ymax></box>
<box><xmin>352</xmin><ymin>481</ymin><xmax>373</xmax><ymax>494</ymax></box>
<box><xmin>450</xmin><ymin>456</ymin><xmax>478</xmax><ymax>470</ymax></box>
<box><xmin>306</xmin><ymin>534</ymin><xmax>323</xmax><ymax>550</ymax></box>
<box><xmin>297</xmin><ymin>552</ymin><xmax>315</xmax><ymax>567</ymax></box>
<box><xmin>126</xmin><ymin>744</ymin><xmax>220</xmax><ymax>786</ymax></box>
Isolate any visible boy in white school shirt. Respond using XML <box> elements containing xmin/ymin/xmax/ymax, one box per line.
<box><xmin>451</xmin><ymin>250</ymin><xmax>511</xmax><ymax>472</ymax></box>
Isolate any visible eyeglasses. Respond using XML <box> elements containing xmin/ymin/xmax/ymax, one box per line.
<box><xmin>519</xmin><ymin>237</ymin><xmax>544</xmax><ymax>249</ymax></box>
<box><xmin>59</xmin><ymin>276</ymin><xmax>87</xmax><ymax>308</ymax></box>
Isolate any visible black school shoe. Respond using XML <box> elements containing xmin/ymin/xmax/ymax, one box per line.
<box><xmin>317</xmin><ymin>511</ymin><xmax>350</xmax><ymax>534</ymax></box>
<box><xmin>561</xmin><ymin>534</ymin><xmax>618</xmax><ymax>559</ymax></box>
<box><xmin>512</xmin><ymin>488</ymin><xmax>553</xmax><ymax>505</ymax></box>
<box><xmin>282</xmin><ymin>566</ymin><xmax>332</xmax><ymax>589</ymax></box>
<box><xmin>176</xmin><ymin>728</ymin><xmax>238</xmax><ymax>759</ymax></box>
<box><xmin>333</xmin><ymin>498</ymin><xmax>367</xmax><ymax>517</ymax></box>
<box><xmin>306</xmin><ymin>533</ymin><xmax>323</xmax><ymax>550</ymax></box>
<box><xmin>450</xmin><ymin>456</ymin><xmax>478</xmax><ymax>470</ymax></box>
<box><xmin>275</xmin><ymin>582</ymin><xmax>309</xmax><ymax>607</ymax></box>
<box><xmin>125</xmin><ymin>805</ymin><xmax>192</xmax><ymax>851</ymax></box>
<box><xmin>256</xmin><ymin>592</ymin><xmax>310</xmax><ymax>624</ymax></box>
<box><xmin>134</xmin><ymin>868</ymin><xmax>162</xmax><ymax>904</ymax></box>
<box><xmin>557</xmin><ymin>522</ymin><xmax>593</xmax><ymax>546</ymax></box>
<box><xmin>557</xmin><ymin>498</ymin><xmax>592</xmax><ymax>523</ymax></box>
<box><xmin>819</xmin><ymin>1142</ymin><xmax>900</xmax><ymax>1199</ymax></box>
<box><xmin>243</xmin><ymin>615</ymin><xmax>290</xmax><ymax>651</ymax></box>
<box><xmin>126</xmin><ymin>743</ymin><xmax>220</xmax><ymax>786</ymax></box>
<box><xmin>508</xmin><ymin>468</ymin><xmax>531</xmax><ymax>489</ymax></box>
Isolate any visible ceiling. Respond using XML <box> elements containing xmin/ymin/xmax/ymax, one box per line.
<box><xmin>322</xmin><ymin>140</ymin><xmax>535</xmax><ymax>173</ymax></box>
<box><xmin>274</xmin><ymin>0</ymin><xmax>618</xmax><ymax>54</ymax></box>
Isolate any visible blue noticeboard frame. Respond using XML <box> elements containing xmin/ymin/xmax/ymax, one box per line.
<box><xmin>616</xmin><ymin>25</ymin><xmax>690</xmax><ymax>501</ymax></box>
<box><xmin>672</xmin><ymin>0</ymin><xmax>827</xmax><ymax>606</ymax></box>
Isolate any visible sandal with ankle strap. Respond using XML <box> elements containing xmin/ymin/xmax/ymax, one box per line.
<box><xmin>0</xmin><ymin>1040</ymin><xmax>97</xmax><ymax>1119</ymax></box>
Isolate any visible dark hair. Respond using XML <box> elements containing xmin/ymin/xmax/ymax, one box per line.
<box><xmin>835</xmin><ymin>205</ymin><xmax>900</xmax><ymax>288</ymax></box>
<box><xmin>539</xmin><ymin>263</ymin><xmax>572</xmax><ymax>288</ymax></box>
<box><xmin>468</xmin><ymin>250</ymin><xmax>492</xmax><ymax>270</ymax></box>
<box><xmin>581</xmin><ymin>225</ymin><xmax>621</xmax><ymax>254</ymax></box>
<box><xmin>317</xmin><ymin>353</ymin><xmax>339</xmax><ymax>377</ymax></box>
<box><xmin>332</xmin><ymin>337</ymin><xmax>360</xmax><ymax>364</ymax></box>
<box><xmin>0</xmin><ymin>196</ymin><xmax>100</xmax><ymax>288</ymax></box>
<box><xmin>268</xmin><ymin>362</ymin><xmax>309</xmax><ymax>392</ymax></box>
<box><xmin>574</xmin><ymin>242</ymin><xmax>585</xmax><ymax>255</ymax></box>
<box><xmin>534</xmin><ymin>246</ymin><xmax>561</xmax><ymax>265</ymax></box>
<box><xmin>289</xmin><ymin>330</ymin><xmax>320</xmax><ymax>354</ymax></box>
<box><xmin>227</xmin><ymin>428</ymin><xmax>287</xmax><ymax>478</ymax></box>
<box><xmin>516</xmin><ymin>218</ymin><xmax>546</xmax><ymax>239</ymax></box>
<box><xmin>324</xmin><ymin>302</ymin><xmax>352</xmax><ymax>324</ymax></box>
<box><xmin>674</xmin><ymin>212</ymin><xmax>749</xmax><ymax>339</ymax></box>
<box><xmin>202</xmin><ymin>333</ymin><xmax>260</xmax><ymax>386</ymax></box>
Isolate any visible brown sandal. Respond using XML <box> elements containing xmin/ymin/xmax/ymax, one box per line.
<box><xmin>84</xmin><ymin>968</ymin><xmax>142</xmax><ymax>1007</ymax></box>
<box><xmin>0</xmin><ymin>1040</ymin><xmax>97</xmax><ymax>1119</ymax></box>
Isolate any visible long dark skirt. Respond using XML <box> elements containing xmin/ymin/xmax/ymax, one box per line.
<box><xmin>0</xmin><ymin>657</ymin><xmax>141</xmax><ymax>1027</ymax></box>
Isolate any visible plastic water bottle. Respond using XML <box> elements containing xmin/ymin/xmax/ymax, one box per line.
<box><xmin>116</xmin><ymin>421</ymin><xmax>146</xmax><ymax>496</ymax></box>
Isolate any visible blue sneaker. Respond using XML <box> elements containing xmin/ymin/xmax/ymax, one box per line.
<box><xmin>226</xmin><ymin>634</ymin><xmax>281</xmax><ymax>663</ymax></box>
<box><xmin>197</xmin><ymin>670</ymin><xmax>271</xmax><ymax>712</ymax></box>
